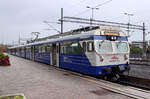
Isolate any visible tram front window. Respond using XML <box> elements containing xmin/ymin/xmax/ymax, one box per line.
<box><xmin>115</xmin><ymin>42</ymin><xmax>128</xmax><ymax>53</ymax></box>
<box><xmin>97</xmin><ymin>41</ymin><xmax>113</xmax><ymax>53</ymax></box>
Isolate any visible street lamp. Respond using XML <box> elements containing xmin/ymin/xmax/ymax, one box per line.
<box><xmin>124</xmin><ymin>13</ymin><xmax>134</xmax><ymax>36</ymax></box>
<box><xmin>86</xmin><ymin>6</ymin><xmax>99</xmax><ymax>25</ymax></box>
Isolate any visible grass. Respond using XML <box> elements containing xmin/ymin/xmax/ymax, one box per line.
<box><xmin>0</xmin><ymin>95</ymin><xmax>24</xmax><ymax>99</ymax></box>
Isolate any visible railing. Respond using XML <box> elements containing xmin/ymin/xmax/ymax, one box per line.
<box><xmin>130</xmin><ymin>53</ymin><xmax>150</xmax><ymax>60</ymax></box>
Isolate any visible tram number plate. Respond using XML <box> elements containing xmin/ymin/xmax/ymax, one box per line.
<box><xmin>119</xmin><ymin>66</ymin><xmax>124</xmax><ymax>71</ymax></box>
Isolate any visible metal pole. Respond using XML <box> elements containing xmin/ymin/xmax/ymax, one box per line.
<box><xmin>90</xmin><ymin>8</ymin><xmax>94</xmax><ymax>25</ymax></box>
<box><xmin>86</xmin><ymin>6</ymin><xmax>99</xmax><ymax>26</ymax></box>
<box><xmin>61</xmin><ymin>8</ymin><xmax>63</xmax><ymax>34</ymax></box>
<box><xmin>124</xmin><ymin>13</ymin><xmax>133</xmax><ymax>36</ymax></box>
<box><xmin>127</xmin><ymin>16</ymin><xmax>130</xmax><ymax>36</ymax></box>
<box><xmin>92</xmin><ymin>8</ymin><xmax>94</xmax><ymax>20</ymax></box>
<box><xmin>127</xmin><ymin>23</ymin><xmax>130</xmax><ymax>36</ymax></box>
<box><xmin>19</xmin><ymin>33</ymin><xmax>21</xmax><ymax>45</ymax></box>
<box><xmin>143</xmin><ymin>22</ymin><xmax>146</xmax><ymax>58</ymax></box>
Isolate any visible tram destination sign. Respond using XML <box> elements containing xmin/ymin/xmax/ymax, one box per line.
<box><xmin>104</xmin><ymin>32</ymin><xmax>119</xmax><ymax>36</ymax></box>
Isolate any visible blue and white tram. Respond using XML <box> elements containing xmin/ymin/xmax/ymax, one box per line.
<box><xmin>9</xmin><ymin>26</ymin><xmax>130</xmax><ymax>79</ymax></box>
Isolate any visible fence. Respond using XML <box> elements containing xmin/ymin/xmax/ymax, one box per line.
<box><xmin>130</xmin><ymin>53</ymin><xmax>150</xmax><ymax>60</ymax></box>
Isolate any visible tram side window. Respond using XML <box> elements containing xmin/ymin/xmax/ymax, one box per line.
<box><xmin>34</xmin><ymin>46</ymin><xmax>39</xmax><ymax>53</ymax></box>
<box><xmin>61</xmin><ymin>42</ymin><xmax>84</xmax><ymax>54</ymax></box>
<box><xmin>26</xmin><ymin>47</ymin><xmax>31</xmax><ymax>52</ymax></box>
<box><xmin>42</xmin><ymin>46</ymin><xmax>45</xmax><ymax>53</ymax></box>
<box><xmin>21</xmin><ymin>48</ymin><xmax>24</xmax><ymax>53</ymax></box>
<box><xmin>38</xmin><ymin>46</ymin><xmax>41</xmax><ymax>53</ymax></box>
<box><xmin>69</xmin><ymin>42</ymin><xmax>84</xmax><ymax>54</ymax></box>
<box><xmin>39</xmin><ymin>45</ymin><xmax>46</xmax><ymax>53</ymax></box>
<box><xmin>45</xmin><ymin>45</ymin><xmax>51</xmax><ymax>53</ymax></box>
<box><xmin>87</xmin><ymin>42</ymin><xmax>94</xmax><ymax>52</ymax></box>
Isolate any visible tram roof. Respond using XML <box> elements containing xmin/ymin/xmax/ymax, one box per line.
<box><xmin>9</xmin><ymin>26</ymin><xmax>127</xmax><ymax>49</ymax></box>
<box><xmin>9</xmin><ymin>31</ymin><xmax>95</xmax><ymax>49</ymax></box>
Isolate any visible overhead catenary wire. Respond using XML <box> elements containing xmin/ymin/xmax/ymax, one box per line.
<box><xmin>95</xmin><ymin>0</ymin><xmax>113</xmax><ymax>7</ymax></box>
<box><xmin>74</xmin><ymin>0</ymin><xmax>113</xmax><ymax>17</ymax></box>
<box><xmin>43</xmin><ymin>21</ymin><xmax>60</xmax><ymax>24</ymax></box>
<box><xmin>60</xmin><ymin>16</ymin><xmax>143</xmax><ymax>31</ymax></box>
<box><xmin>63</xmin><ymin>16</ymin><xmax>143</xmax><ymax>27</ymax></box>
<box><xmin>61</xmin><ymin>19</ymin><xmax>143</xmax><ymax>30</ymax></box>
<box><xmin>43</xmin><ymin>21</ymin><xmax>61</xmax><ymax>34</ymax></box>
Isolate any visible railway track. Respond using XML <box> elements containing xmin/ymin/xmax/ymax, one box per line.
<box><xmin>118</xmin><ymin>75</ymin><xmax>150</xmax><ymax>91</ymax></box>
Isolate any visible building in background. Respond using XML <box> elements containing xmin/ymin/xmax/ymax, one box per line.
<box><xmin>131</xmin><ymin>41</ymin><xmax>150</xmax><ymax>48</ymax></box>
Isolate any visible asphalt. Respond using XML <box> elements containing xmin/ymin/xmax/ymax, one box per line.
<box><xmin>0</xmin><ymin>55</ymin><xmax>133</xmax><ymax>99</ymax></box>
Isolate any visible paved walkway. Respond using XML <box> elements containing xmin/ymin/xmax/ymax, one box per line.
<box><xmin>0</xmin><ymin>55</ymin><xmax>132</xmax><ymax>99</ymax></box>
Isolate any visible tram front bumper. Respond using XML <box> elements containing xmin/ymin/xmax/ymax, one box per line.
<box><xmin>102</xmin><ymin>65</ymin><xmax>130</xmax><ymax>75</ymax></box>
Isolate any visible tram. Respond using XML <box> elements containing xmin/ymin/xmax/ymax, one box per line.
<box><xmin>9</xmin><ymin>26</ymin><xmax>130</xmax><ymax>80</ymax></box>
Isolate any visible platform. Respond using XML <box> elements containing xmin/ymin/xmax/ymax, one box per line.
<box><xmin>0</xmin><ymin>55</ymin><xmax>141</xmax><ymax>99</ymax></box>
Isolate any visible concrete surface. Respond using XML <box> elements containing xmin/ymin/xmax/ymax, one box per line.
<box><xmin>0</xmin><ymin>55</ymin><xmax>133</xmax><ymax>99</ymax></box>
<box><xmin>129</xmin><ymin>64</ymin><xmax>150</xmax><ymax>79</ymax></box>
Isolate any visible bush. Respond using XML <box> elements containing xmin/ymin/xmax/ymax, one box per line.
<box><xmin>130</xmin><ymin>46</ymin><xmax>142</xmax><ymax>54</ymax></box>
<box><xmin>0</xmin><ymin>95</ymin><xmax>24</xmax><ymax>99</ymax></box>
<box><xmin>0</xmin><ymin>52</ymin><xmax>10</xmax><ymax>66</ymax></box>
<box><xmin>147</xmin><ymin>46</ymin><xmax>150</xmax><ymax>53</ymax></box>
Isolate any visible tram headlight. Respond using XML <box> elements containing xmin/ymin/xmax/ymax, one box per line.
<box><xmin>99</xmin><ymin>55</ymin><xmax>104</xmax><ymax>62</ymax></box>
<box><xmin>114</xmin><ymin>36</ymin><xmax>117</xmax><ymax>40</ymax></box>
<box><xmin>110</xmin><ymin>36</ymin><xmax>117</xmax><ymax>40</ymax></box>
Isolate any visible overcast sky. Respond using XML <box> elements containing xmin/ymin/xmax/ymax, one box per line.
<box><xmin>0</xmin><ymin>0</ymin><xmax>150</xmax><ymax>44</ymax></box>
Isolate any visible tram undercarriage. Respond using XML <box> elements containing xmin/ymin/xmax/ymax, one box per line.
<box><xmin>101</xmin><ymin>65</ymin><xmax>131</xmax><ymax>81</ymax></box>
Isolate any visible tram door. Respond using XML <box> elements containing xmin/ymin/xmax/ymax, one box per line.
<box><xmin>52</xmin><ymin>44</ymin><xmax>57</xmax><ymax>66</ymax></box>
<box><xmin>56</xmin><ymin>43</ymin><xmax>60</xmax><ymax>67</ymax></box>
<box><xmin>31</xmin><ymin>46</ymin><xmax>34</xmax><ymax>61</ymax></box>
<box><xmin>51</xmin><ymin>43</ymin><xmax>59</xmax><ymax>67</ymax></box>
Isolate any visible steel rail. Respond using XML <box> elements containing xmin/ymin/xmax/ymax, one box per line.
<box><xmin>119</xmin><ymin>75</ymin><xmax>150</xmax><ymax>91</ymax></box>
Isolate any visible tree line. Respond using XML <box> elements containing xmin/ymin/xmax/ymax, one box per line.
<box><xmin>130</xmin><ymin>45</ymin><xmax>150</xmax><ymax>54</ymax></box>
